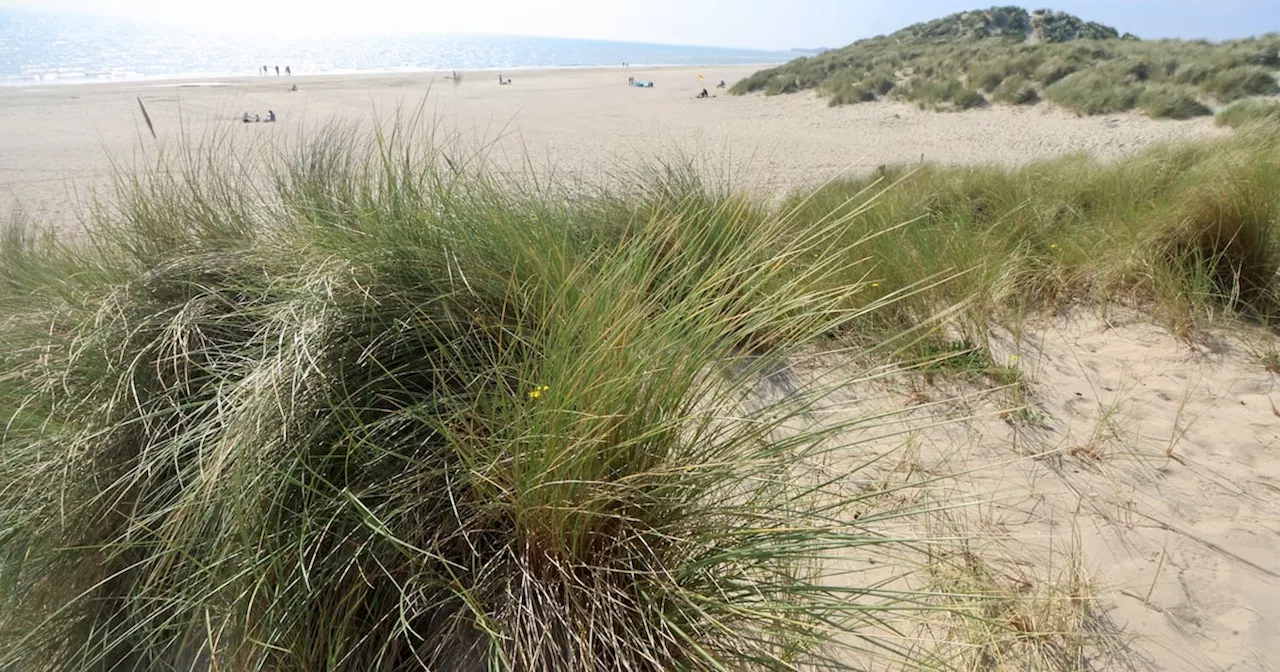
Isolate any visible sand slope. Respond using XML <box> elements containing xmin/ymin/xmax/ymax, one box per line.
<box><xmin>809</xmin><ymin>312</ymin><xmax>1280</xmax><ymax>670</ymax></box>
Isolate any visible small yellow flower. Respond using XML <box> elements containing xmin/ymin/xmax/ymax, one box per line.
<box><xmin>1008</xmin><ymin>354</ymin><xmax>1020</xmax><ymax>364</ymax></box>
<box><xmin>1050</xmin><ymin>244</ymin><xmax>1059</xmax><ymax>250</ymax></box>
<box><xmin>871</xmin><ymin>282</ymin><xmax>881</xmax><ymax>288</ymax></box>
<box><xmin>528</xmin><ymin>385</ymin><xmax>550</xmax><ymax>399</ymax></box>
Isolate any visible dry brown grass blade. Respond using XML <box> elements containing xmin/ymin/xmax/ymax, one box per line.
<box><xmin>137</xmin><ymin>96</ymin><xmax>156</xmax><ymax>140</ymax></box>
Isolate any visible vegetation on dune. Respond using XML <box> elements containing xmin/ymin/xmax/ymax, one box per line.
<box><xmin>991</xmin><ymin>75</ymin><xmax>1040</xmax><ymax>105</ymax></box>
<box><xmin>1217</xmin><ymin>98</ymin><xmax>1280</xmax><ymax>127</ymax></box>
<box><xmin>781</xmin><ymin>129</ymin><xmax>1280</xmax><ymax>339</ymax></box>
<box><xmin>3</xmin><ymin>119</ymin><xmax>1280</xmax><ymax>670</ymax></box>
<box><xmin>1136</xmin><ymin>85</ymin><xmax>1213</xmax><ymax>119</ymax></box>
<box><xmin>893</xmin><ymin>6</ymin><xmax>1122</xmax><ymax>43</ymax></box>
<box><xmin>0</xmin><ymin>125</ymin><xmax>989</xmax><ymax>672</ymax></box>
<box><xmin>1043</xmin><ymin>71</ymin><xmax>1141</xmax><ymax>115</ymax></box>
<box><xmin>732</xmin><ymin>5</ymin><xmax>1280</xmax><ymax>118</ymax></box>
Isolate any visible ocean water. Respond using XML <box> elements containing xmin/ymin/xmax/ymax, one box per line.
<box><xmin>0</xmin><ymin>9</ymin><xmax>791</xmax><ymax>85</ymax></box>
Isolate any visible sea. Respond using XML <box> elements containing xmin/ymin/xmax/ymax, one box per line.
<box><xmin>0</xmin><ymin>8</ymin><xmax>792</xmax><ymax>86</ymax></box>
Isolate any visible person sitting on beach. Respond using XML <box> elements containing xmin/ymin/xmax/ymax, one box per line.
<box><xmin>717</xmin><ymin>80</ymin><xmax>726</xmax><ymax>88</ymax></box>
<box><xmin>697</xmin><ymin>88</ymin><xmax>710</xmax><ymax>99</ymax></box>
<box><xmin>267</xmin><ymin>110</ymin><xmax>276</xmax><ymax>122</ymax></box>
<box><xmin>254</xmin><ymin>114</ymin><xmax>261</xmax><ymax>122</ymax></box>
<box><xmin>242</xmin><ymin>111</ymin><xmax>251</xmax><ymax>123</ymax></box>
<box><xmin>290</xmin><ymin>83</ymin><xmax>298</xmax><ymax>92</ymax></box>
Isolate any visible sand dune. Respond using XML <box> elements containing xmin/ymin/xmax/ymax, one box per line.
<box><xmin>0</xmin><ymin>66</ymin><xmax>1272</xmax><ymax>670</ymax></box>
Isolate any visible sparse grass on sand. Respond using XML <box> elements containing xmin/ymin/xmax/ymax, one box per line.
<box><xmin>1</xmin><ymin>119</ymin><xmax>1279</xmax><ymax>670</ymax></box>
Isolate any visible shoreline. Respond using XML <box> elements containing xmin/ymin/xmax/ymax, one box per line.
<box><xmin>0</xmin><ymin>61</ymin><xmax>789</xmax><ymax>91</ymax></box>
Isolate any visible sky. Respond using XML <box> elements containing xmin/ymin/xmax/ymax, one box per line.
<box><xmin>2</xmin><ymin>0</ymin><xmax>1277</xmax><ymax>50</ymax></box>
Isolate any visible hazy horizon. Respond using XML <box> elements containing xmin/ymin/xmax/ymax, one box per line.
<box><xmin>2</xmin><ymin>1</ymin><xmax>1278</xmax><ymax>52</ymax></box>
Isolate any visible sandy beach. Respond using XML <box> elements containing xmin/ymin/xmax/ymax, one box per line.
<box><xmin>0</xmin><ymin>65</ymin><xmax>1229</xmax><ymax>229</ymax></box>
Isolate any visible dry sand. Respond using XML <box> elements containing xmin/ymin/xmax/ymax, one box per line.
<box><xmin>0</xmin><ymin>65</ymin><xmax>1228</xmax><ymax>228</ymax></box>
<box><xmin>804</xmin><ymin>312</ymin><xmax>1280</xmax><ymax>671</ymax></box>
<box><xmin>1</xmin><ymin>66</ymin><xmax>1273</xmax><ymax>670</ymax></box>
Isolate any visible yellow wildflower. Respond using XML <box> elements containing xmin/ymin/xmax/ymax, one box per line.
<box><xmin>1008</xmin><ymin>354</ymin><xmax>1019</xmax><ymax>364</ymax></box>
<box><xmin>871</xmin><ymin>282</ymin><xmax>880</xmax><ymax>288</ymax></box>
<box><xmin>528</xmin><ymin>385</ymin><xmax>550</xmax><ymax>399</ymax></box>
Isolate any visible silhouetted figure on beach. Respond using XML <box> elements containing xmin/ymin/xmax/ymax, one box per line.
<box><xmin>285</xmin><ymin>66</ymin><xmax>291</xmax><ymax>75</ymax></box>
<box><xmin>275</xmin><ymin>66</ymin><xmax>280</xmax><ymax>76</ymax></box>
<box><xmin>263</xmin><ymin>65</ymin><xmax>268</xmax><ymax>75</ymax></box>
<box><xmin>697</xmin><ymin>88</ymin><xmax>710</xmax><ymax>99</ymax></box>
<box><xmin>243</xmin><ymin>111</ymin><xmax>252</xmax><ymax>122</ymax></box>
<box><xmin>267</xmin><ymin>110</ymin><xmax>276</xmax><ymax>122</ymax></box>
<box><xmin>717</xmin><ymin>80</ymin><xmax>726</xmax><ymax>89</ymax></box>
<box><xmin>290</xmin><ymin>83</ymin><xmax>298</xmax><ymax>92</ymax></box>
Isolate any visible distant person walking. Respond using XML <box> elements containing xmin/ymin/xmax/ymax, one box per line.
<box><xmin>285</xmin><ymin>66</ymin><xmax>291</xmax><ymax>75</ymax></box>
<box><xmin>275</xmin><ymin>65</ymin><xmax>280</xmax><ymax>76</ymax></box>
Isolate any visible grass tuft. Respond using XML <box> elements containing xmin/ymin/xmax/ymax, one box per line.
<box><xmin>1216</xmin><ymin>98</ymin><xmax>1280</xmax><ymax>128</ymax></box>
<box><xmin>1137</xmin><ymin>86</ymin><xmax>1213</xmax><ymax>119</ymax></box>
<box><xmin>992</xmin><ymin>76</ymin><xmax>1041</xmax><ymax>105</ymax></box>
<box><xmin>1044</xmin><ymin>71</ymin><xmax>1142</xmax><ymax>115</ymax></box>
<box><xmin>0</xmin><ymin>120</ymin><xmax>994</xmax><ymax>671</ymax></box>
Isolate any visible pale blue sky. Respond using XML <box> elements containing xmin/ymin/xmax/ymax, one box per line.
<box><xmin>3</xmin><ymin>0</ymin><xmax>1277</xmax><ymax>49</ymax></box>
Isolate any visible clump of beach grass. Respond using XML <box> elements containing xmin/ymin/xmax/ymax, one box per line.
<box><xmin>992</xmin><ymin>76</ymin><xmax>1040</xmax><ymax>105</ymax></box>
<box><xmin>1217</xmin><ymin>98</ymin><xmax>1280</xmax><ymax>128</ymax></box>
<box><xmin>0</xmin><ymin>120</ymin><xmax>991</xmax><ymax>671</ymax></box>
<box><xmin>1044</xmin><ymin>71</ymin><xmax>1142</xmax><ymax>116</ymax></box>
<box><xmin>1136</xmin><ymin>86</ymin><xmax>1212</xmax><ymax>120</ymax></box>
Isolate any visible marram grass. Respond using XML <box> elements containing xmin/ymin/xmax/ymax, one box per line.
<box><xmin>0</xmin><ymin>124</ymin><xmax>958</xmax><ymax>671</ymax></box>
<box><xmin>3</xmin><ymin>117</ymin><xmax>1280</xmax><ymax>671</ymax></box>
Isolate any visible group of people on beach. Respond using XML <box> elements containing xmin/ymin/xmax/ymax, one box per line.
<box><xmin>242</xmin><ymin>110</ymin><xmax>277</xmax><ymax>123</ymax></box>
<box><xmin>695</xmin><ymin>80</ymin><xmax>727</xmax><ymax>99</ymax></box>
<box><xmin>260</xmin><ymin>65</ymin><xmax>292</xmax><ymax>76</ymax></box>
